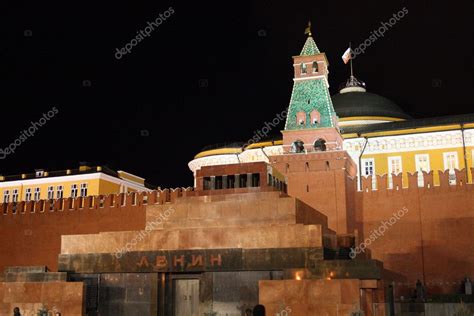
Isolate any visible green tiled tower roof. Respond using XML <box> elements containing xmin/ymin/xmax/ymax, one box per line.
<box><xmin>285</xmin><ymin>30</ymin><xmax>339</xmax><ymax>131</ymax></box>
<box><xmin>300</xmin><ymin>36</ymin><xmax>320</xmax><ymax>55</ymax></box>
<box><xmin>285</xmin><ymin>80</ymin><xmax>337</xmax><ymax>130</ymax></box>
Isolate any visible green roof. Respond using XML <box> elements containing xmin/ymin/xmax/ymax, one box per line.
<box><xmin>300</xmin><ymin>36</ymin><xmax>320</xmax><ymax>56</ymax></box>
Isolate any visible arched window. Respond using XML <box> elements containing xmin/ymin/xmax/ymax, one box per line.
<box><xmin>312</xmin><ymin>61</ymin><xmax>318</xmax><ymax>73</ymax></box>
<box><xmin>296</xmin><ymin>111</ymin><xmax>306</xmax><ymax>126</ymax></box>
<box><xmin>301</xmin><ymin>63</ymin><xmax>307</xmax><ymax>74</ymax></box>
<box><xmin>291</xmin><ymin>140</ymin><xmax>305</xmax><ymax>153</ymax></box>
<box><xmin>314</xmin><ymin>138</ymin><xmax>327</xmax><ymax>152</ymax></box>
<box><xmin>310</xmin><ymin>110</ymin><xmax>320</xmax><ymax>125</ymax></box>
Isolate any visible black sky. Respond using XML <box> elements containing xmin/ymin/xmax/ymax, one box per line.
<box><xmin>1</xmin><ymin>0</ymin><xmax>473</xmax><ymax>187</ymax></box>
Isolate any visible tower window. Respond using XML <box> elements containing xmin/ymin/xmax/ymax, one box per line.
<box><xmin>312</xmin><ymin>61</ymin><xmax>319</xmax><ymax>73</ymax></box>
<box><xmin>301</xmin><ymin>63</ymin><xmax>307</xmax><ymax>74</ymax></box>
<box><xmin>296</xmin><ymin>111</ymin><xmax>306</xmax><ymax>126</ymax></box>
<box><xmin>314</xmin><ymin>139</ymin><xmax>327</xmax><ymax>152</ymax></box>
<box><xmin>310</xmin><ymin>110</ymin><xmax>320</xmax><ymax>125</ymax></box>
<box><xmin>291</xmin><ymin>140</ymin><xmax>305</xmax><ymax>153</ymax></box>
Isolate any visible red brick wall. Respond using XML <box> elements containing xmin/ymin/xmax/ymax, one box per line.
<box><xmin>270</xmin><ymin>151</ymin><xmax>357</xmax><ymax>234</ymax></box>
<box><xmin>355</xmin><ymin>171</ymin><xmax>474</xmax><ymax>296</ymax></box>
<box><xmin>0</xmin><ymin>192</ymin><xmax>152</xmax><ymax>272</ymax></box>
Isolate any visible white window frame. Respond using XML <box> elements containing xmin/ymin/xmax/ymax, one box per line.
<box><xmin>443</xmin><ymin>152</ymin><xmax>459</xmax><ymax>171</ymax></box>
<box><xmin>12</xmin><ymin>189</ymin><xmax>18</xmax><ymax>203</ymax></box>
<box><xmin>388</xmin><ymin>156</ymin><xmax>402</xmax><ymax>189</ymax></box>
<box><xmin>34</xmin><ymin>187</ymin><xmax>41</xmax><ymax>201</ymax></box>
<box><xmin>361</xmin><ymin>158</ymin><xmax>377</xmax><ymax>189</ymax></box>
<box><xmin>71</xmin><ymin>184</ymin><xmax>78</xmax><ymax>198</ymax></box>
<box><xmin>3</xmin><ymin>190</ymin><xmax>10</xmax><ymax>203</ymax></box>
<box><xmin>80</xmin><ymin>183</ymin><xmax>88</xmax><ymax>197</ymax></box>
<box><xmin>415</xmin><ymin>154</ymin><xmax>430</xmax><ymax>187</ymax></box>
<box><xmin>25</xmin><ymin>188</ymin><xmax>32</xmax><ymax>202</ymax></box>
<box><xmin>362</xmin><ymin>158</ymin><xmax>375</xmax><ymax>176</ymax></box>
<box><xmin>56</xmin><ymin>185</ymin><xmax>64</xmax><ymax>199</ymax></box>
<box><xmin>47</xmin><ymin>186</ymin><xmax>54</xmax><ymax>200</ymax></box>
<box><xmin>443</xmin><ymin>152</ymin><xmax>459</xmax><ymax>185</ymax></box>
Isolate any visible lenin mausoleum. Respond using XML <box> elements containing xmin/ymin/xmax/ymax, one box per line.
<box><xmin>0</xmin><ymin>25</ymin><xmax>473</xmax><ymax>316</ymax></box>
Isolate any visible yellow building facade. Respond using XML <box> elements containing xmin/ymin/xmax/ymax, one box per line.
<box><xmin>0</xmin><ymin>166</ymin><xmax>152</xmax><ymax>203</ymax></box>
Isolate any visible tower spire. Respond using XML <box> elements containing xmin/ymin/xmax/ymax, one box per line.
<box><xmin>304</xmin><ymin>21</ymin><xmax>312</xmax><ymax>37</ymax></box>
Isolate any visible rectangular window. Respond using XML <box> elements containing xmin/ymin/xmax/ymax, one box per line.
<box><xmin>388</xmin><ymin>156</ymin><xmax>402</xmax><ymax>189</ymax></box>
<box><xmin>251</xmin><ymin>173</ymin><xmax>260</xmax><ymax>187</ymax></box>
<box><xmin>361</xmin><ymin>158</ymin><xmax>376</xmax><ymax>189</ymax></box>
<box><xmin>214</xmin><ymin>176</ymin><xmax>223</xmax><ymax>190</ymax></box>
<box><xmin>203</xmin><ymin>177</ymin><xmax>211</xmax><ymax>190</ymax></box>
<box><xmin>239</xmin><ymin>174</ymin><xmax>247</xmax><ymax>188</ymax></box>
<box><xmin>388</xmin><ymin>156</ymin><xmax>402</xmax><ymax>175</ymax></box>
<box><xmin>25</xmin><ymin>188</ymin><xmax>32</xmax><ymax>202</ymax></box>
<box><xmin>57</xmin><ymin>185</ymin><xmax>64</xmax><ymax>199</ymax></box>
<box><xmin>80</xmin><ymin>183</ymin><xmax>88</xmax><ymax>197</ymax></box>
<box><xmin>362</xmin><ymin>159</ymin><xmax>375</xmax><ymax>176</ymax></box>
<box><xmin>34</xmin><ymin>187</ymin><xmax>41</xmax><ymax>201</ymax></box>
<box><xmin>12</xmin><ymin>189</ymin><xmax>18</xmax><ymax>203</ymax></box>
<box><xmin>47</xmin><ymin>186</ymin><xmax>54</xmax><ymax>200</ymax></box>
<box><xmin>415</xmin><ymin>154</ymin><xmax>430</xmax><ymax>187</ymax></box>
<box><xmin>71</xmin><ymin>184</ymin><xmax>78</xmax><ymax>198</ymax></box>
<box><xmin>227</xmin><ymin>175</ymin><xmax>235</xmax><ymax>189</ymax></box>
<box><xmin>443</xmin><ymin>152</ymin><xmax>459</xmax><ymax>171</ymax></box>
<box><xmin>3</xmin><ymin>190</ymin><xmax>10</xmax><ymax>203</ymax></box>
<box><xmin>443</xmin><ymin>152</ymin><xmax>459</xmax><ymax>185</ymax></box>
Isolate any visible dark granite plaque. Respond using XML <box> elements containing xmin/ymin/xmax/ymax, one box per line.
<box><xmin>58</xmin><ymin>247</ymin><xmax>323</xmax><ymax>273</ymax></box>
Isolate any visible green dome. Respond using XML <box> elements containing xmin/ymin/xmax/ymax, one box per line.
<box><xmin>332</xmin><ymin>90</ymin><xmax>411</xmax><ymax>120</ymax></box>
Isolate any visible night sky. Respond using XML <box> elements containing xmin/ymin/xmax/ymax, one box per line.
<box><xmin>2</xmin><ymin>0</ymin><xmax>473</xmax><ymax>187</ymax></box>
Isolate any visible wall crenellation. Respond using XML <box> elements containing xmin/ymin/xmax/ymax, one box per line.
<box><xmin>358</xmin><ymin>168</ymin><xmax>474</xmax><ymax>193</ymax></box>
<box><xmin>0</xmin><ymin>187</ymin><xmax>194</xmax><ymax>218</ymax></box>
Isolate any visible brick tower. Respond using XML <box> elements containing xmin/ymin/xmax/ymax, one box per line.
<box><xmin>282</xmin><ymin>22</ymin><xmax>343</xmax><ymax>153</ymax></box>
<box><xmin>273</xmin><ymin>23</ymin><xmax>357</xmax><ymax>235</ymax></box>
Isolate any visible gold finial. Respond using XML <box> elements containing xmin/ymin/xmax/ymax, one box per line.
<box><xmin>304</xmin><ymin>21</ymin><xmax>312</xmax><ymax>36</ymax></box>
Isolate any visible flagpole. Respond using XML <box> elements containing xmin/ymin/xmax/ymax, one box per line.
<box><xmin>349</xmin><ymin>42</ymin><xmax>354</xmax><ymax>79</ymax></box>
